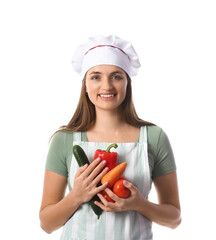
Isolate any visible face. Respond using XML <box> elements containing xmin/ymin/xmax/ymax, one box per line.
<box><xmin>85</xmin><ymin>65</ymin><xmax>128</xmax><ymax>112</ymax></box>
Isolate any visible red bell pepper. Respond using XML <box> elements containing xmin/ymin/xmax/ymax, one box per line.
<box><xmin>93</xmin><ymin>143</ymin><xmax>118</xmax><ymax>170</ymax></box>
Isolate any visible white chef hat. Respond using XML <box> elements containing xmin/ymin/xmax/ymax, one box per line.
<box><xmin>71</xmin><ymin>35</ymin><xmax>141</xmax><ymax>79</ymax></box>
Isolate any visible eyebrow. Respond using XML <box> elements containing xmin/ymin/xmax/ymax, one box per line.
<box><xmin>89</xmin><ymin>71</ymin><xmax>124</xmax><ymax>75</ymax></box>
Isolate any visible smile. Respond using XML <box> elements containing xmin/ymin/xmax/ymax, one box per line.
<box><xmin>99</xmin><ymin>94</ymin><xmax>116</xmax><ymax>98</ymax></box>
<box><xmin>98</xmin><ymin>93</ymin><xmax>117</xmax><ymax>101</ymax></box>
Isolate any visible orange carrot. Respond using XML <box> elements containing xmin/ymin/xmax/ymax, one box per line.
<box><xmin>101</xmin><ymin>162</ymin><xmax>127</xmax><ymax>188</ymax></box>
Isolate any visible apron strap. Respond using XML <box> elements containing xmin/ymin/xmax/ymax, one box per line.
<box><xmin>139</xmin><ymin>126</ymin><xmax>147</xmax><ymax>143</ymax></box>
<box><xmin>73</xmin><ymin>131</ymin><xmax>82</xmax><ymax>141</ymax></box>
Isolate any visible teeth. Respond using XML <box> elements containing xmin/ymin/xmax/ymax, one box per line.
<box><xmin>100</xmin><ymin>94</ymin><xmax>115</xmax><ymax>97</ymax></box>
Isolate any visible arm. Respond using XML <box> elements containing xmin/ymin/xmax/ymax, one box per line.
<box><xmin>135</xmin><ymin>171</ymin><xmax>181</xmax><ymax>229</ymax></box>
<box><xmin>95</xmin><ymin>171</ymin><xmax>181</xmax><ymax>229</ymax></box>
<box><xmin>39</xmin><ymin>159</ymin><xmax>109</xmax><ymax>234</ymax></box>
<box><xmin>39</xmin><ymin>170</ymin><xmax>78</xmax><ymax>234</ymax></box>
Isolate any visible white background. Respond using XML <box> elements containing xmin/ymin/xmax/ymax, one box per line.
<box><xmin>0</xmin><ymin>0</ymin><xmax>215</xmax><ymax>239</ymax></box>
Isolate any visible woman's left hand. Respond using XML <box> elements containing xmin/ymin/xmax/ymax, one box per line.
<box><xmin>94</xmin><ymin>180</ymin><xmax>145</xmax><ymax>212</ymax></box>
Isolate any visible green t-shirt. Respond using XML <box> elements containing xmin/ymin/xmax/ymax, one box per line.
<box><xmin>45</xmin><ymin>125</ymin><xmax>176</xmax><ymax>180</ymax></box>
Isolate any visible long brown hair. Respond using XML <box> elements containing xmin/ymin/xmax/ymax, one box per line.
<box><xmin>50</xmin><ymin>74</ymin><xmax>154</xmax><ymax>140</ymax></box>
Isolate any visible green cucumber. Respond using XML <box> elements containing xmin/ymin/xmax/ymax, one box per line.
<box><xmin>73</xmin><ymin>145</ymin><xmax>90</xmax><ymax>167</ymax></box>
<box><xmin>72</xmin><ymin>145</ymin><xmax>103</xmax><ymax>219</ymax></box>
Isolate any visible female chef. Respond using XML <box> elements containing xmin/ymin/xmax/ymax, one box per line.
<box><xmin>39</xmin><ymin>35</ymin><xmax>181</xmax><ymax>240</ymax></box>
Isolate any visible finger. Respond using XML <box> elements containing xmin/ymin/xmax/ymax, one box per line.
<box><xmin>97</xmin><ymin>193</ymin><xmax>115</xmax><ymax>208</ymax></box>
<box><xmin>88</xmin><ymin>160</ymin><xmax>108</xmax><ymax>181</ymax></box>
<box><xmin>104</xmin><ymin>188</ymin><xmax>119</xmax><ymax>201</ymax></box>
<box><xmin>123</xmin><ymin>180</ymin><xmax>137</xmax><ymax>194</ymax></box>
<box><xmin>82</xmin><ymin>158</ymin><xmax>101</xmax><ymax>177</ymax></box>
<box><xmin>91</xmin><ymin>166</ymin><xmax>109</xmax><ymax>185</ymax></box>
<box><xmin>92</xmin><ymin>181</ymin><xmax>109</xmax><ymax>195</ymax></box>
<box><xmin>75</xmin><ymin>164</ymin><xmax>88</xmax><ymax>177</ymax></box>
<box><xmin>93</xmin><ymin>200</ymin><xmax>108</xmax><ymax>211</ymax></box>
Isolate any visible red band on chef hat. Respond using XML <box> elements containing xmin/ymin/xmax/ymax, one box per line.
<box><xmin>85</xmin><ymin>45</ymin><xmax>130</xmax><ymax>59</ymax></box>
<box><xmin>71</xmin><ymin>35</ymin><xmax>141</xmax><ymax>78</ymax></box>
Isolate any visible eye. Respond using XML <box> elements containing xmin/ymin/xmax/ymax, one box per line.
<box><xmin>91</xmin><ymin>75</ymin><xmax>100</xmax><ymax>80</ymax></box>
<box><xmin>112</xmin><ymin>75</ymin><xmax>122</xmax><ymax>80</ymax></box>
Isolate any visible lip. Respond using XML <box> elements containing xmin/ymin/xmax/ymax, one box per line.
<box><xmin>98</xmin><ymin>93</ymin><xmax>117</xmax><ymax>101</ymax></box>
<box><xmin>98</xmin><ymin>92</ymin><xmax>117</xmax><ymax>96</ymax></box>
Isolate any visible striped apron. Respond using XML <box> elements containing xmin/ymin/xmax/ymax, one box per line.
<box><xmin>60</xmin><ymin>126</ymin><xmax>153</xmax><ymax>240</ymax></box>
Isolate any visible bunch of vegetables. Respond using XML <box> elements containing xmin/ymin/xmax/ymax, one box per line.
<box><xmin>72</xmin><ymin>143</ymin><xmax>130</xmax><ymax>219</ymax></box>
<box><xmin>93</xmin><ymin>143</ymin><xmax>131</xmax><ymax>202</ymax></box>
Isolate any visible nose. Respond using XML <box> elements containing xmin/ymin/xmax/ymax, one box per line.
<box><xmin>101</xmin><ymin>77</ymin><xmax>113</xmax><ymax>91</ymax></box>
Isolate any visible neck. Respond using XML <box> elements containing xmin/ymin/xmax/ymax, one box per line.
<box><xmin>91</xmin><ymin>108</ymin><xmax>126</xmax><ymax>133</ymax></box>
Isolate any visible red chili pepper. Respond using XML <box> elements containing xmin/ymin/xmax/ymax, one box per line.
<box><xmin>93</xmin><ymin>143</ymin><xmax>118</xmax><ymax>171</ymax></box>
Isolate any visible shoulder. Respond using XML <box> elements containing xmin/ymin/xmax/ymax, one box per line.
<box><xmin>49</xmin><ymin>131</ymin><xmax>74</xmax><ymax>150</ymax></box>
<box><xmin>146</xmin><ymin>125</ymin><xmax>176</xmax><ymax>178</ymax></box>
<box><xmin>146</xmin><ymin>125</ymin><xmax>163</xmax><ymax>143</ymax></box>
<box><xmin>50</xmin><ymin>131</ymin><xmax>72</xmax><ymax>143</ymax></box>
<box><xmin>146</xmin><ymin>125</ymin><xmax>172</xmax><ymax>150</ymax></box>
<box><xmin>46</xmin><ymin>131</ymin><xmax>75</xmax><ymax>178</ymax></box>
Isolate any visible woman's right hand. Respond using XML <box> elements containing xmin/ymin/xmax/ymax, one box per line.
<box><xmin>71</xmin><ymin>158</ymin><xmax>109</xmax><ymax>204</ymax></box>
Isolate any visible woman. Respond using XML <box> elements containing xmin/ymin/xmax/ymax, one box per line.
<box><xmin>39</xmin><ymin>35</ymin><xmax>181</xmax><ymax>240</ymax></box>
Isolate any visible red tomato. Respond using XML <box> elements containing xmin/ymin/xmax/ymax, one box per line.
<box><xmin>100</xmin><ymin>190</ymin><xmax>115</xmax><ymax>203</ymax></box>
<box><xmin>113</xmin><ymin>179</ymin><xmax>131</xmax><ymax>198</ymax></box>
